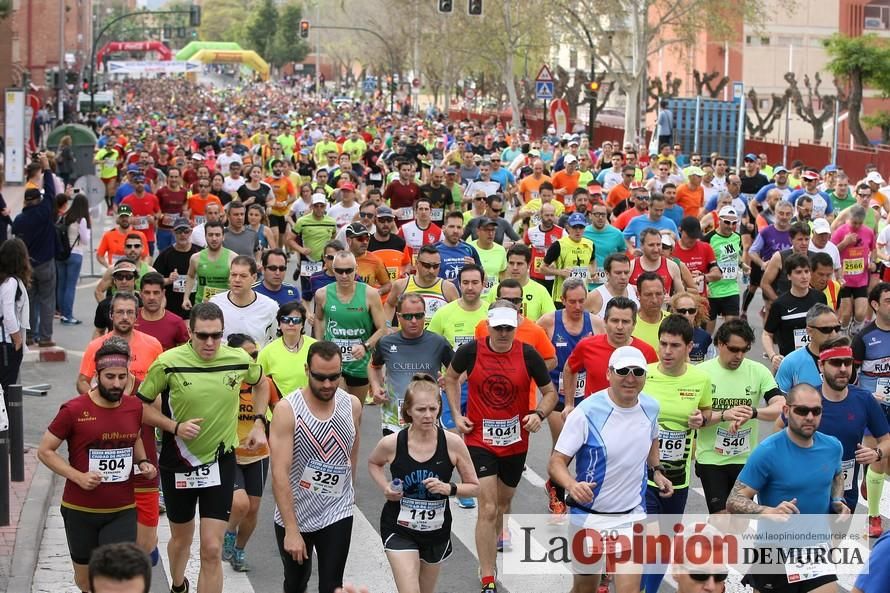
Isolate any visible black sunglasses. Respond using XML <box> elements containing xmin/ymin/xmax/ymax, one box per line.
<box><xmin>334</xmin><ymin>267</ymin><xmax>355</xmax><ymax>275</ymax></box>
<box><xmin>398</xmin><ymin>312</ymin><xmax>425</xmax><ymax>320</ymax></box>
<box><xmin>279</xmin><ymin>316</ymin><xmax>304</xmax><ymax>325</ymax></box>
<box><xmin>614</xmin><ymin>367</ymin><xmax>646</xmax><ymax>377</ymax></box>
<box><xmin>808</xmin><ymin>325</ymin><xmax>842</xmax><ymax>334</ymax></box>
<box><xmin>689</xmin><ymin>573</ymin><xmax>728</xmax><ymax>583</ymax></box>
<box><xmin>501</xmin><ymin>296</ymin><xmax>523</xmax><ymax>305</ymax></box>
<box><xmin>725</xmin><ymin>345</ymin><xmax>751</xmax><ymax>354</ymax></box>
<box><xmin>113</xmin><ymin>273</ymin><xmax>136</xmax><ymax>281</ymax></box>
<box><xmin>418</xmin><ymin>261</ymin><xmax>441</xmax><ymax>270</ymax></box>
<box><xmin>324</xmin><ymin>254</ymin><xmax>336</xmax><ymax>261</ymax></box>
<box><xmin>265</xmin><ymin>265</ymin><xmax>287</xmax><ymax>272</ymax></box>
<box><xmin>310</xmin><ymin>370</ymin><xmax>342</xmax><ymax>382</ymax></box>
<box><xmin>124</xmin><ymin>243</ymin><xmax>142</xmax><ymax>249</ymax></box>
<box><xmin>194</xmin><ymin>331</ymin><xmax>224</xmax><ymax>341</ymax></box>
<box><xmin>674</xmin><ymin>307</ymin><xmax>697</xmax><ymax>315</ymax></box>
<box><xmin>790</xmin><ymin>405</ymin><xmax>822</xmax><ymax>417</ymax></box>
<box><xmin>824</xmin><ymin>358</ymin><xmax>853</xmax><ymax>368</ymax></box>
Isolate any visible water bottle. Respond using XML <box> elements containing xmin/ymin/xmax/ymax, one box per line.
<box><xmin>390</xmin><ymin>478</ymin><xmax>403</xmax><ymax>494</ymax></box>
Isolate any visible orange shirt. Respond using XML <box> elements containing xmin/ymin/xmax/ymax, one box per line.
<box><xmin>551</xmin><ymin>171</ymin><xmax>580</xmax><ymax>210</ymax></box>
<box><xmin>474</xmin><ymin>317</ymin><xmax>557</xmax><ymax>408</ymax></box>
<box><xmin>186</xmin><ymin>194</ymin><xmax>223</xmax><ymax>222</ymax></box>
<box><xmin>676</xmin><ymin>183</ymin><xmax>705</xmax><ymax>217</ymax></box>
<box><xmin>79</xmin><ymin>330</ymin><xmax>164</xmax><ymax>386</ymax></box>
<box><xmin>96</xmin><ymin>228</ymin><xmax>149</xmax><ymax>265</ymax></box>
<box><xmin>518</xmin><ymin>174</ymin><xmax>552</xmax><ymax>203</ymax></box>
<box><xmin>265</xmin><ymin>176</ymin><xmax>297</xmax><ymax>216</ymax></box>
<box><xmin>356</xmin><ymin>252</ymin><xmax>392</xmax><ymax>291</ymax></box>
<box><xmin>235</xmin><ymin>376</ymin><xmax>280</xmax><ymax>463</ymax></box>
<box><xmin>607</xmin><ymin>184</ymin><xmax>632</xmax><ymax>209</ymax></box>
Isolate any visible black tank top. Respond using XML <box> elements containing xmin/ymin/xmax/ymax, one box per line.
<box><xmin>380</xmin><ymin>427</ymin><xmax>454</xmax><ymax>543</ymax></box>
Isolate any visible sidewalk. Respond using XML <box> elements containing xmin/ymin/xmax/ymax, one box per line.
<box><xmin>0</xmin><ymin>446</ymin><xmax>58</xmax><ymax>592</ymax></box>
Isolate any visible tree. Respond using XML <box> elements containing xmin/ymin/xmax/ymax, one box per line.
<box><xmin>647</xmin><ymin>73</ymin><xmax>682</xmax><ymax>113</ymax></box>
<box><xmin>243</xmin><ymin>0</ymin><xmax>278</xmax><ymax>59</ymax></box>
<box><xmin>197</xmin><ymin>0</ymin><xmax>246</xmax><ymax>43</ymax></box>
<box><xmin>693</xmin><ymin>70</ymin><xmax>730</xmax><ymax>99</ymax></box>
<box><xmin>267</xmin><ymin>2</ymin><xmax>309</xmax><ymax>68</ymax></box>
<box><xmin>784</xmin><ymin>72</ymin><xmax>847</xmax><ymax>144</ymax></box>
<box><xmin>823</xmin><ymin>34</ymin><xmax>890</xmax><ymax>147</ymax></box>
<box><xmin>551</xmin><ymin>0</ymin><xmax>775</xmax><ymax>145</ymax></box>
<box><xmin>863</xmin><ymin>111</ymin><xmax>890</xmax><ymax>143</ymax></box>
<box><xmin>745</xmin><ymin>89</ymin><xmax>788</xmax><ymax>138</ymax></box>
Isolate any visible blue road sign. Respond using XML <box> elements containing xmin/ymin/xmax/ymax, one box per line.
<box><xmin>535</xmin><ymin>81</ymin><xmax>554</xmax><ymax>100</ymax></box>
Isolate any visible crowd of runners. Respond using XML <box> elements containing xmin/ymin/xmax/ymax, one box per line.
<box><xmin>3</xmin><ymin>75</ymin><xmax>890</xmax><ymax>593</ymax></box>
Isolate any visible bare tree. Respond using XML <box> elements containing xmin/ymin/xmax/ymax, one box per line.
<box><xmin>745</xmin><ymin>88</ymin><xmax>789</xmax><ymax>138</ymax></box>
<box><xmin>693</xmin><ymin>70</ymin><xmax>730</xmax><ymax>99</ymax></box>
<box><xmin>647</xmin><ymin>73</ymin><xmax>682</xmax><ymax>113</ymax></box>
<box><xmin>784</xmin><ymin>72</ymin><xmax>848</xmax><ymax>144</ymax></box>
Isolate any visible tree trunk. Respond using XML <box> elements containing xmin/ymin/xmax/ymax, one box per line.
<box><xmin>501</xmin><ymin>0</ymin><xmax>522</xmax><ymax>130</ymax></box>
<box><xmin>812</xmin><ymin>121</ymin><xmax>824</xmax><ymax>144</ymax></box>
<box><xmin>848</xmin><ymin>71</ymin><xmax>870</xmax><ymax>147</ymax></box>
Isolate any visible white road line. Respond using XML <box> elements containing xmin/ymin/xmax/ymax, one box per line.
<box><xmin>156</xmin><ymin>517</ymin><xmax>255</xmax><ymax>593</ymax></box>
<box><xmin>343</xmin><ymin>505</ymin><xmax>397</xmax><ymax>592</ymax></box>
<box><xmin>31</xmin><ymin>507</ymin><xmax>81</xmax><ymax>593</ymax></box>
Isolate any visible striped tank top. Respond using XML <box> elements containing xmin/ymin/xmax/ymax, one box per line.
<box><xmin>404</xmin><ymin>275</ymin><xmax>448</xmax><ymax>326</ymax></box>
<box><xmin>273</xmin><ymin>387</ymin><xmax>355</xmax><ymax>532</ymax></box>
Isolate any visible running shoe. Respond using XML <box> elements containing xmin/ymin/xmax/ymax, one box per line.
<box><xmin>230</xmin><ymin>548</ymin><xmax>250</xmax><ymax>572</ymax></box>
<box><xmin>480</xmin><ymin>583</ymin><xmax>497</xmax><ymax>592</ymax></box>
<box><xmin>457</xmin><ymin>497</ymin><xmax>476</xmax><ymax>509</ymax></box>
<box><xmin>61</xmin><ymin>317</ymin><xmax>82</xmax><ymax>326</ymax></box>
<box><xmin>170</xmin><ymin>578</ymin><xmax>189</xmax><ymax>593</ymax></box>
<box><xmin>546</xmin><ymin>479</ymin><xmax>566</xmax><ymax>515</ymax></box>
<box><xmin>497</xmin><ymin>528</ymin><xmax>512</xmax><ymax>552</ymax></box>
<box><xmin>869</xmin><ymin>515</ymin><xmax>883</xmax><ymax>538</ymax></box>
<box><xmin>222</xmin><ymin>531</ymin><xmax>236</xmax><ymax>562</ymax></box>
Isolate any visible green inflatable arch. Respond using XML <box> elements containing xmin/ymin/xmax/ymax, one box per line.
<box><xmin>175</xmin><ymin>41</ymin><xmax>243</xmax><ymax>62</ymax></box>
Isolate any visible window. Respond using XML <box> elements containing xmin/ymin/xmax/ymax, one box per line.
<box><xmin>746</xmin><ymin>35</ymin><xmax>771</xmax><ymax>46</ymax></box>
<box><xmin>569</xmin><ymin>48</ymin><xmax>578</xmax><ymax>70</ymax></box>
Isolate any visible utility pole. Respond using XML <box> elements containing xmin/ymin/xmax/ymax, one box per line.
<box><xmin>58</xmin><ymin>0</ymin><xmax>65</xmax><ymax>122</ymax></box>
<box><xmin>314</xmin><ymin>1</ymin><xmax>320</xmax><ymax>96</ymax></box>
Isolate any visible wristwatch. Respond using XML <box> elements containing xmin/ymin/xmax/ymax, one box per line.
<box><xmin>253</xmin><ymin>414</ymin><xmax>268</xmax><ymax>427</ymax></box>
<box><xmin>534</xmin><ymin>409</ymin><xmax>546</xmax><ymax>421</ymax></box>
<box><xmin>647</xmin><ymin>464</ymin><xmax>667</xmax><ymax>481</ymax></box>
<box><xmin>449</xmin><ymin>482</ymin><xmax>458</xmax><ymax>496</ymax></box>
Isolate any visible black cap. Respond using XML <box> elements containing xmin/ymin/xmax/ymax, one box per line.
<box><xmin>345</xmin><ymin>222</ymin><xmax>369</xmax><ymax>237</ymax></box>
<box><xmin>679</xmin><ymin>216</ymin><xmax>703</xmax><ymax>240</ymax></box>
<box><xmin>477</xmin><ymin>216</ymin><xmax>498</xmax><ymax>227</ymax></box>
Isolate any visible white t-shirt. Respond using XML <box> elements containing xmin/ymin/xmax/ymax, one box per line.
<box><xmin>191</xmin><ymin>223</ymin><xmax>207</xmax><ymax>248</ymax></box>
<box><xmin>289</xmin><ymin>198</ymin><xmax>313</xmax><ymax>221</ymax></box>
<box><xmin>223</xmin><ymin>176</ymin><xmax>246</xmax><ymax>195</ymax></box>
<box><xmin>810</xmin><ymin>240</ymin><xmax>841</xmax><ymax>272</ymax></box>
<box><xmin>216</xmin><ymin>153</ymin><xmax>243</xmax><ymax>175</ymax></box>
<box><xmin>327</xmin><ymin>202</ymin><xmax>360</xmax><ymax>229</ymax></box>
<box><xmin>209</xmin><ymin>290</ymin><xmax>279</xmax><ymax>347</ymax></box>
<box><xmin>877</xmin><ymin>226</ymin><xmax>890</xmax><ymax>264</ymax></box>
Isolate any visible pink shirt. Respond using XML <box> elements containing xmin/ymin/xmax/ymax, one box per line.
<box><xmin>831</xmin><ymin>223</ymin><xmax>875</xmax><ymax>288</ymax></box>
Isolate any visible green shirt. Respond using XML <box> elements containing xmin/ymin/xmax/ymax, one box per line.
<box><xmin>644</xmin><ymin>362</ymin><xmax>713</xmax><ymax>489</ymax></box>
<box><xmin>276</xmin><ymin>134</ymin><xmax>297</xmax><ymax>159</ymax></box>
<box><xmin>257</xmin><ymin>336</ymin><xmax>317</xmax><ymax>397</ymax></box>
<box><xmin>829</xmin><ymin>190</ymin><xmax>856</xmax><ymax>213</ymax></box>
<box><xmin>632</xmin><ymin>311</ymin><xmax>667</xmax><ymax>352</ymax></box>
<box><xmin>342</xmin><ymin>138</ymin><xmax>367</xmax><ymax>163</ymax></box>
<box><xmin>323</xmin><ymin>283</ymin><xmax>375</xmax><ymax>377</ymax></box>
<box><xmin>196</xmin><ymin>248</ymin><xmax>233</xmax><ymax>303</ymax></box>
<box><xmin>485</xmin><ymin>277</ymin><xmax>556</xmax><ymax>321</ymax></box>
<box><xmin>293</xmin><ymin>214</ymin><xmax>337</xmax><ymax>260</ymax></box>
<box><xmin>469</xmin><ymin>239</ymin><xmax>507</xmax><ymax>296</ymax></box>
<box><xmin>138</xmin><ymin>343</ymin><xmax>262</xmax><ymax>470</ymax></box>
<box><xmin>695</xmin><ymin>358</ymin><xmax>778</xmax><ymax>466</ymax></box>
<box><xmin>705</xmin><ymin>230</ymin><xmax>742</xmax><ymax>298</ymax></box>
<box><xmin>428</xmin><ymin>299</ymin><xmax>488</xmax><ymax>349</ymax></box>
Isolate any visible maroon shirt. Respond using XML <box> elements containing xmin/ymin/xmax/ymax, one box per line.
<box><xmin>383</xmin><ymin>179</ymin><xmax>421</xmax><ymax>227</ymax></box>
<box><xmin>135</xmin><ymin>310</ymin><xmax>189</xmax><ymax>351</ymax></box>
<box><xmin>156</xmin><ymin>187</ymin><xmax>188</xmax><ymax>229</ymax></box>
<box><xmin>48</xmin><ymin>394</ymin><xmax>144</xmax><ymax>512</ymax></box>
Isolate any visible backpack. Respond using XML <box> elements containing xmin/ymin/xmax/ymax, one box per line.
<box><xmin>55</xmin><ymin>216</ymin><xmax>78</xmax><ymax>261</ymax></box>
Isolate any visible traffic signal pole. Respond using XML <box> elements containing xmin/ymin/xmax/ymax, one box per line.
<box><xmin>88</xmin><ymin>7</ymin><xmax>198</xmax><ymax>112</ymax></box>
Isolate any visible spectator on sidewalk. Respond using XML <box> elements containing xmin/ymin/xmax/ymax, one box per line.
<box><xmin>56</xmin><ymin>192</ymin><xmax>91</xmax><ymax>326</ymax></box>
<box><xmin>0</xmin><ymin>238</ymin><xmax>30</xmax><ymax>397</ymax></box>
<box><xmin>13</xmin><ymin>159</ymin><xmax>60</xmax><ymax>347</ymax></box>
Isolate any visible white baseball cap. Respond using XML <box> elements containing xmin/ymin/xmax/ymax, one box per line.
<box><xmin>812</xmin><ymin>218</ymin><xmax>831</xmax><ymax>235</ymax></box>
<box><xmin>311</xmin><ymin>193</ymin><xmax>327</xmax><ymax>205</ymax></box>
<box><xmin>866</xmin><ymin>171</ymin><xmax>885</xmax><ymax>185</ymax></box>
<box><xmin>487</xmin><ymin>307</ymin><xmax>518</xmax><ymax>328</ymax></box>
<box><xmin>563</xmin><ymin>154</ymin><xmax>578</xmax><ymax>165</ymax></box>
<box><xmin>718</xmin><ymin>206</ymin><xmax>738</xmax><ymax>219</ymax></box>
<box><xmin>609</xmin><ymin>346</ymin><xmax>648</xmax><ymax>371</ymax></box>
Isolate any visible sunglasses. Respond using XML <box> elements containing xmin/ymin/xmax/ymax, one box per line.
<box><xmin>125</xmin><ymin>243</ymin><xmax>142</xmax><ymax>249</ymax></box>
<box><xmin>279</xmin><ymin>316</ymin><xmax>304</xmax><ymax>325</ymax></box>
<box><xmin>175</xmin><ymin>228</ymin><xmax>192</xmax><ymax>234</ymax></box>
<box><xmin>310</xmin><ymin>370</ymin><xmax>342</xmax><ymax>383</ymax></box>
<box><xmin>808</xmin><ymin>325</ymin><xmax>841</xmax><ymax>334</ymax></box>
<box><xmin>198</xmin><ymin>184</ymin><xmax>210</xmax><ymax>188</ymax></box>
<box><xmin>113</xmin><ymin>273</ymin><xmax>136</xmax><ymax>281</ymax></box>
<box><xmin>359</xmin><ymin>212</ymin><xmax>375</xmax><ymax>218</ymax></box>
<box><xmin>689</xmin><ymin>573</ymin><xmax>728</xmax><ymax>583</ymax></box>
<box><xmin>334</xmin><ymin>267</ymin><xmax>355</xmax><ymax>275</ymax></box>
<box><xmin>674</xmin><ymin>307</ymin><xmax>697</xmax><ymax>315</ymax></box>
<box><xmin>614</xmin><ymin>367</ymin><xmax>646</xmax><ymax>377</ymax></box>
<box><xmin>720</xmin><ymin>219</ymin><xmax>738</xmax><ymax>225</ymax></box>
<box><xmin>324</xmin><ymin>254</ymin><xmax>336</xmax><ymax>261</ymax></box>
<box><xmin>824</xmin><ymin>358</ymin><xmax>853</xmax><ymax>368</ymax></box>
<box><xmin>265</xmin><ymin>265</ymin><xmax>287</xmax><ymax>272</ymax></box>
<box><xmin>790</xmin><ymin>405</ymin><xmax>822</xmax><ymax>417</ymax></box>
<box><xmin>398</xmin><ymin>312</ymin><xmax>425</xmax><ymax>320</ymax></box>
<box><xmin>194</xmin><ymin>331</ymin><xmax>224</xmax><ymax>341</ymax></box>
<box><xmin>501</xmin><ymin>296</ymin><xmax>524</xmax><ymax>305</ymax></box>
<box><xmin>418</xmin><ymin>261</ymin><xmax>440</xmax><ymax>270</ymax></box>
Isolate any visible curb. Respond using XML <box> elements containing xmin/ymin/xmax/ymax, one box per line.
<box><xmin>7</xmin><ymin>449</ymin><xmax>59</xmax><ymax>593</ymax></box>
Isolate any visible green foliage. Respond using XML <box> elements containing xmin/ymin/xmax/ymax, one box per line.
<box><xmin>823</xmin><ymin>34</ymin><xmax>890</xmax><ymax>87</ymax></box>
<box><xmin>863</xmin><ymin>111</ymin><xmax>890</xmax><ymax>143</ymax></box>
<box><xmin>243</xmin><ymin>0</ymin><xmax>278</xmax><ymax>59</ymax></box>
<box><xmin>195</xmin><ymin>0</ymin><xmax>248</xmax><ymax>42</ymax></box>
<box><xmin>267</xmin><ymin>2</ymin><xmax>310</xmax><ymax>68</ymax></box>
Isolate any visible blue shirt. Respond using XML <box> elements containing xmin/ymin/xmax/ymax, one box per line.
<box><xmin>788</xmin><ymin>189</ymin><xmax>834</xmax><ymax>216</ymax></box>
<box><xmin>855</xmin><ymin>531</ymin><xmax>890</xmax><ymax>592</ymax></box>
<box><xmin>113</xmin><ymin>182</ymin><xmax>152</xmax><ymax>205</ymax></box>
<box><xmin>776</xmin><ymin>347</ymin><xmax>822</xmax><ymax>393</ymax></box>
<box><xmin>489</xmin><ymin>168</ymin><xmax>516</xmax><ymax>192</ymax></box>
<box><xmin>550</xmin><ymin>310</ymin><xmax>595</xmax><ymax>404</ymax></box>
<box><xmin>622</xmin><ymin>214</ymin><xmax>678</xmax><ymax>245</ymax></box>
<box><xmin>253</xmin><ymin>281</ymin><xmax>301</xmax><ymax>306</ymax></box>
<box><xmin>816</xmin><ymin>385</ymin><xmax>889</xmax><ymax>508</ymax></box>
<box><xmin>738</xmin><ymin>429</ymin><xmax>842</xmax><ymax>515</ymax></box>
<box><xmin>434</xmin><ymin>240</ymin><xmax>481</xmax><ymax>283</ymax></box>
<box><xmin>663</xmin><ymin>205</ymin><xmax>684</xmax><ymax>226</ymax></box>
<box><xmin>584</xmin><ymin>224</ymin><xmax>627</xmax><ymax>270</ymax></box>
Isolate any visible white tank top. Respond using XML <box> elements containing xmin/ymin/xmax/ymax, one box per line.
<box><xmin>594</xmin><ymin>284</ymin><xmax>639</xmax><ymax>318</ymax></box>
<box><xmin>273</xmin><ymin>388</ymin><xmax>355</xmax><ymax>532</ymax></box>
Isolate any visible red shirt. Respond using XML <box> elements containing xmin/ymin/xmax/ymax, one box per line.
<box><xmin>156</xmin><ymin>187</ymin><xmax>189</xmax><ymax>229</ymax></box>
<box><xmin>566</xmin><ymin>334</ymin><xmax>658</xmax><ymax>397</ymax></box>
<box><xmin>629</xmin><ymin>256</ymin><xmax>673</xmax><ymax>295</ymax></box>
<box><xmin>48</xmin><ymin>394</ymin><xmax>144</xmax><ymax>512</ymax></box>
<box><xmin>135</xmin><ymin>310</ymin><xmax>189</xmax><ymax>351</ymax></box>
<box><xmin>120</xmin><ymin>193</ymin><xmax>161</xmax><ymax>243</ymax></box>
<box><xmin>673</xmin><ymin>240</ymin><xmax>717</xmax><ymax>295</ymax></box>
<box><xmin>524</xmin><ymin>225</ymin><xmax>565</xmax><ymax>280</ymax></box>
<box><xmin>383</xmin><ymin>179</ymin><xmax>421</xmax><ymax>226</ymax></box>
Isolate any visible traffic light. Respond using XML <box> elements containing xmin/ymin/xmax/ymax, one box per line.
<box><xmin>300</xmin><ymin>20</ymin><xmax>310</xmax><ymax>38</ymax></box>
<box><xmin>189</xmin><ymin>4</ymin><xmax>201</xmax><ymax>27</ymax></box>
<box><xmin>44</xmin><ymin>69</ymin><xmax>54</xmax><ymax>89</ymax></box>
<box><xmin>66</xmin><ymin>71</ymin><xmax>77</xmax><ymax>86</ymax></box>
<box><xmin>585</xmin><ymin>80</ymin><xmax>600</xmax><ymax>101</ymax></box>
<box><xmin>467</xmin><ymin>0</ymin><xmax>482</xmax><ymax>15</ymax></box>
<box><xmin>438</xmin><ymin>0</ymin><xmax>453</xmax><ymax>13</ymax></box>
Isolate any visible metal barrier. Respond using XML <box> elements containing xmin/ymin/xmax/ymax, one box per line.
<box><xmin>8</xmin><ymin>384</ymin><xmax>23</xmax><ymax>482</ymax></box>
